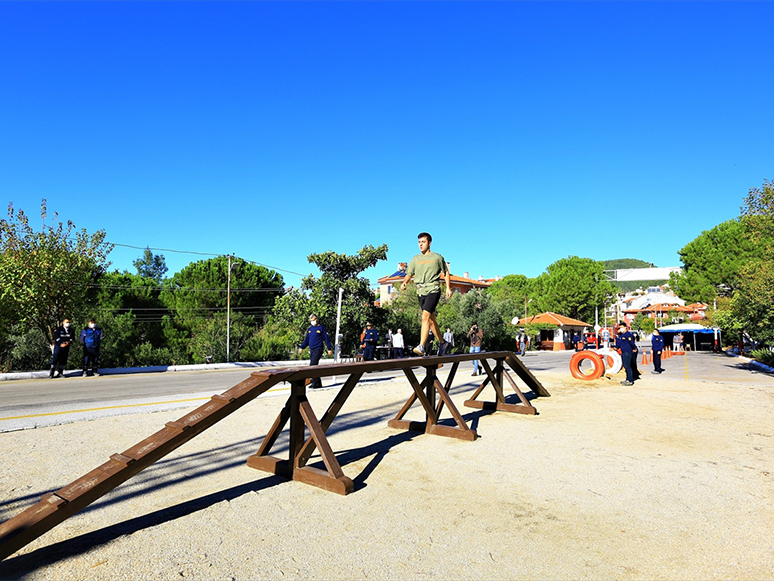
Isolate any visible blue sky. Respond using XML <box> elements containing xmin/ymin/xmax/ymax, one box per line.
<box><xmin>1</xmin><ymin>2</ymin><xmax>772</xmax><ymax>289</ymax></box>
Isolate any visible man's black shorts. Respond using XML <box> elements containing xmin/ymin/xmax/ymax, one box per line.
<box><xmin>418</xmin><ymin>291</ymin><xmax>441</xmax><ymax>314</ymax></box>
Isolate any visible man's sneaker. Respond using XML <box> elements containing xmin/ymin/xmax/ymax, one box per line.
<box><xmin>82</xmin><ymin>371</ymin><xmax>88</xmax><ymax>377</ymax></box>
<box><xmin>620</xmin><ymin>380</ymin><xmax>634</xmax><ymax>386</ymax></box>
<box><xmin>412</xmin><ymin>344</ymin><xmax>425</xmax><ymax>356</ymax></box>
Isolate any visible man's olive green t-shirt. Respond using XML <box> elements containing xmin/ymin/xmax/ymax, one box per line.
<box><xmin>406</xmin><ymin>251</ymin><xmax>448</xmax><ymax>296</ymax></box>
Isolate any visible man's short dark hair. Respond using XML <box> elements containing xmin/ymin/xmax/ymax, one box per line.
<box><xmin>418</xmin><ymin>232</ymin><xmax>432</xmax><ymax>243</ymax></box>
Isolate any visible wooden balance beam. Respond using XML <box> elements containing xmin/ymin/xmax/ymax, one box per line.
<box><xmin>0</xmin><ymin>351</ymin><xmax>547</xmax><ymax>561</ymax></box>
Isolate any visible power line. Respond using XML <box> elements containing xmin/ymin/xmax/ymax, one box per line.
<box><xmin>87</xmin><ymin>284</ymin><xmax>283</xmax><ymax>293</ymax></box>
<box><xmin>109</xmin><ymin>242</ymin><xmax>307</xmax><ymax>277</ymax></box>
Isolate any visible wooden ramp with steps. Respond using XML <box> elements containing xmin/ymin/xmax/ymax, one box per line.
<box><xmin>0</xmin><ymin>351</ymin><xmax>548</xmax><ymax>561</ymax></box>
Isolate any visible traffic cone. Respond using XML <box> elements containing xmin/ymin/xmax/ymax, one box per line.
<box><xmin>641</xmin><ymin>352</ymin><xmax>650</xmax><ymax>365</ymax></box>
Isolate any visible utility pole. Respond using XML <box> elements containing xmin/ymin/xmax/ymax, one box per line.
<box><xmin>226</xmin><ymin>255</ymin><xmax>238</xmax><ymax>363</ymax></box>
<box><xmin>226</xmin><ymin>255</ymin><xmax>232</xmax><ymax>363</ymax></box>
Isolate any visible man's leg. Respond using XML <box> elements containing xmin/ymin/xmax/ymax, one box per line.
<box><xmin>92</xmin><ymin>348</ymin><xmax>100</xmax><ymax>375</ymax></box>
<box><xmin>419</xmin><ymin>311</ymin><xmax>432</xmax><ymax>350</ymax></box>
<box><xmin>49</xmin><ymin>346</ymin><xmax>59</xmax><ymax>378</ymax></box>
<box><xmin>309</xmin><ymin>346</ymin><xmax>323</xmax><ymax>389</ymax></box>
<box><xmin>621</xmin><ymin>352</ymin><xmax>634</xmax><ymax>383</ymax></box>
<box><xmin>83</xmin><ymin>349</ymin><xmax>90</xmax><ymax>376</ymax></box>
<box><xmin>653</xmin><ymin>351</ymin><xmax>662</xmax><ymax>372</ymax></box>
<box><xmin>471</xmin><ymin>345</ymin><xmax>481</xmax><ymax>374</ymax></box>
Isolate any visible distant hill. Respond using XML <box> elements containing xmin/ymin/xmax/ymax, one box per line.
<box><xmin>603</xmin><ymin>258</ymin><xmax>667</xmax><ymax>293</ymax></box>
<box><xmin>602</xmin><ymin>258</ymin><xmax>654</xmax><ymax>270</ymax></box>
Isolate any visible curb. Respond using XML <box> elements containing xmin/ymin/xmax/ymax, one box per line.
<box><xmin>0</xmin><ymin>360</ymin><xmax>309</xmax><ymax>382</ymax></box>
<box><xmin>722</xmin><ymin>350</ymin><xmax>774</xmax><ymax>374</ymax></box>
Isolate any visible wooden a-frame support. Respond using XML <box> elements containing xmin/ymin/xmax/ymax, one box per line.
<box><xmin>0</xmin><ymin>351</ymin><xmax>548</xmax><ymax>561</ymax></box>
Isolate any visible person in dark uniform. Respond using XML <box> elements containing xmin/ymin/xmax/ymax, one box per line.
<box><xmin>79</xmin><ymin>318</ymin><xmax>104</xmax><ymax>376</ymax></box>
<box><xmin>362</xmin><ymin>322</ymin><xmax>379</xmax><ymax>361</ymax></box>
<box><xmin>615</xmin><ymin>323</ymin><xmax>638</xmax><ymax>386</ymax></box>
<box><xmin>49</xmin><ymin>318</ymin><xmax>74</xmax><ymax>378</ymax></box>
<box><xmin>299</xmin><ymin>314</ymin><xmax>333</xmax><ymax>389</ymax></box>
<box><xmin>651</xmin><ymin>328</ymin><xmax>665</xmax><ymax>374</ymax></box>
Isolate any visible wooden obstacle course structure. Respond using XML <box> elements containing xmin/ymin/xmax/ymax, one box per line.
<box><xmin>0</xmin><ymin>351</ymin><xmax>548</xmax><ymax>561</ymax></box>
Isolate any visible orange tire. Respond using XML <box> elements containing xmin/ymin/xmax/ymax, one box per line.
<box><xmin>569</xmin><ymin>351</ymin><xmax>605</xmax><ymax>380</ymax></box>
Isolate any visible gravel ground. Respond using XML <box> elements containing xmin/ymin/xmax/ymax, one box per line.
<box><xmin>1</xmin><ymin>366</ymin><xmax>773</xmax><ymax>580</ymax></box>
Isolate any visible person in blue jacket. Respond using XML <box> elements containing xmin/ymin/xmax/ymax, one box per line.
<box><xmin>49</xmin><ymin>318</ymin><xmax>74</xmax><ymax>378</ymax></box>
<box><xmin>615</xmin><ymin>323</ymin><xmax>639</xmax><ymax>386</ymax></box>
<box><xmin>651</xmin><ymin>328</ymin><xmax>665</xmax><ymax>374</ymax></box>
<box><xmin>299</xmin><ymin>314</ymin><xmax>333</xmax><ymax>389</ymax></box>
<box><xmin>79</xmin><ymin>319</ymin><xmax>104</xmax><ymax>377</ymax></box>
<box><xmin>362</xmin><ymin>322</ymin><xmax>379</xmax><ymax>361</ymax></box>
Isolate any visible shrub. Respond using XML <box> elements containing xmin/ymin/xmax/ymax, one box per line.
<box><xmin>241</xmin><ymin>320</ymin><xmax>300</xmax><ymax>362</ymax></box>
<box><xmin>750</xmin><ymin>347</ymin><xmax>774</xmax><ymax>367</ymax></box>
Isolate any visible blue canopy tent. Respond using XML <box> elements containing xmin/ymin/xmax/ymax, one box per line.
<box><xmin>657</xmin><ymin>323</ymin><xmax>720</xmax><ymax>351</ymax></box>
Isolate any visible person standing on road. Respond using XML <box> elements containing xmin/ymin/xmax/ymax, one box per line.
<box><xmin>49</xmin><ymin>318</ymin><xmax>74</xmax><ymax>378</ymax></box>
<box><xmin>441</xmin><ymin>327</ymin><xmax>454</xmax><ymax>355</ymax></box>
<box><xmin>468</xmin><ymin>323</ymin><xmax>484</xmax><ymax>376</ymax></box>
<box><xmin>362</xmin><ymin>323</ymin><xmax>379</xmax><ymax>361</ymax></box>
<box><xmin>79</xmin><ymin>319</ymin><xmax>104</xmax><ymax>377</ymax></box>
<box><xmin>518</xmin><ymin>329</ymin><xmax>527</xmax><ymax>356</ymax></box>
<box><xmin>299</xmin><ymin>314</ymin><xmax>333</xmax><ymax>389</ymax></box>
<box><xmin>615</xmin><ymin>323</ymin><xmax>638</xmax><ymax>386</ymax></box>
<box><xmin>651</xmin><ymin>328</ymin><xmax>665</xmax><ymax>374</ymax></box>
<box><xmin>392</xmin><ymin>328</ymin><xmax>405</xmax><ymax>359</ymax></box>
<box><xmin>400</xmin><ymin>232</ymin><xmax>452</xmax><ymax>356</ymax></box>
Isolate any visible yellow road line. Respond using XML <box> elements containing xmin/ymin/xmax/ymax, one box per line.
<box><xmin>0</xmin><ymin>385</ymin><xmax>291</xmax><ymax>421</ymax></box>
<box><xmin>683</xmin><ymin>352</ymin><xmax>690</xmax><ymax>380</ymax></box>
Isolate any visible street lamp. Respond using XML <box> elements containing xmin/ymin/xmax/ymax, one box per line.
<box><xmin>524</xmin><ymin>297</ymin><xmax>533</xmax><ymax>320</ymax></box>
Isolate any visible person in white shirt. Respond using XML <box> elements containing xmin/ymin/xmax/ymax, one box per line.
<box><xmin>392</xmin><ymin>329</ymin><xmax>405</xmax><ymax>359</ymax></box>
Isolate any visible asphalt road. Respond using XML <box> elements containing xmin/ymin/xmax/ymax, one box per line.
<box><xmin>1</xmin><ymin>349</ymin><xmax>769</xmax><ymax>433</ymax></box>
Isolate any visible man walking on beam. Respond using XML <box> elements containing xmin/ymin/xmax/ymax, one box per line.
<box><xmin>401</xmin><ymin>232</ymin><xmax>452</xmax><ymax>356</ymax></box>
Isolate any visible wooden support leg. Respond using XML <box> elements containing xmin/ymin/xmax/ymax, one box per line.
<box><xmin>248</xmin><ymin>379</ymin><xmax>354</xmax><ymax>495</ymax></box>
<box><xmin>464</xmin><ymin>359</ymin><xmax>537</xmax><ymax>415</ymax></box>
<box><xmin>296</xmin><ymin>372</ymin><xmax>363</xmax><ymax>467</ymax></box>
<box><xmin>389</xmin><ymin>366</ymin><xmax>475</xmax><ymax>441</ymax></box>
<box><xmin>435</xmin><ymin>362</ymin><xmax>459</xmax><ymax>418</ymax></box>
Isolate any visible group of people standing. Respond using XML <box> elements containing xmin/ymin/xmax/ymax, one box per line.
<box><xmin>48</xmin><ymin>318</ymin><xmax>104</xmax><ymax>378</ymax></box>
<box><xmin>615</xmin><ymin>324</ymin><xmax>666</xmax><ymax>386</ymax></box>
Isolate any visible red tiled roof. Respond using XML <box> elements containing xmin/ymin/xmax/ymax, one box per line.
<box><xmin>640</xmin><ymin>304</ymin><xmax>693</xmax><ymax>313</ymax></box>
<box><xmin>517</xmin><ymin>312</ymin><xmax>592</xmax><ymax>327</ymax></box>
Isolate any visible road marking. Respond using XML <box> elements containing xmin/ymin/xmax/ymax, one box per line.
<box><xmin>0</xmin><ymin>385</ymin><xmax>292</xmax><ymax>421</ymax></box>
<box><xmin>684</xmin><ymin>353</ymin><xmax>690</xmax><ymax>380</ymax></box>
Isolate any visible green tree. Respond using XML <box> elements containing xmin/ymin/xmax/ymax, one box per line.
<box><xmin>133</xmin><ymin>246</ymin><xmax>168</xmax><ymax>283</ymax></box>
<box><xmin>669</xmin><ymin>219</ymin><xmax>760</xmax><ymax>302</ymax></box>
<box><xmin>485</xmin><ymin>274</ymin><xmax>532</xmax><ymax>306</ymax></box>
<box><xmin>0</xmin><ymin>200</ymin><xmax>113</xmax><ymax>343</ymax></box>
<box><xmin>271</xmin><ymin>244</ymin><xmax>388</xmax><ymax>353</ymax></box>
<box><xmin>733</xmin><ymin>180</ymin><xmax>774</xmax><ymax>343</ymax></box>
<box><xmin>703</xmin><ymin>297</ymin><xmax>742</xmax><ymax>347</ymax></box>
<box><xmin>161</xmin><ymin>256</ymin><xmax>284</xmax><ymax>327</ymax></box>
<box><xmin>384</xmin><ymin>282</ymin><xmax>423</xmax><ymax>347</ymax></box>
<box><xmin>632</xmin><ymin>312</ymin><xmax>656</xmax><ymax>334</ymax></box>
<box><xmin>436</xmin><ymin>289</ymin><xmax>519</xmax><ymax>352</ymax></box>
<box><xmin>532</xmin><ymin>256</ymin><xmax>612</xmax><ymax>323</ymax></box>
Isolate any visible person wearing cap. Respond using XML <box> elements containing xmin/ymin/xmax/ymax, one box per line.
<box><xmin>362</xmin><ymin>322</ymin><xmax>379</xmax><ymax>361</ymax></box>
<box><xmin>49</xmin><ymin>318</ymin><xmax>74</xmax><ymax>378</ymax></box>
<box><xmin>400</xmin><ymin>232</ymin><xmax>452</xmax><ymax>356</ymax></box>
<box><xmin>299</xmin><ymin>314</ymin><xmax>333</xmax><ymax>389</ymax></box>
<box><xmin>651</xmin><ymin>328</ymin><xmax>665</xmax><ymax>374</ymax></box>
<box><xmin>615</xmin><ymin>323</ymin><xmax>638</xmax><ymax>386</ymax></box>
